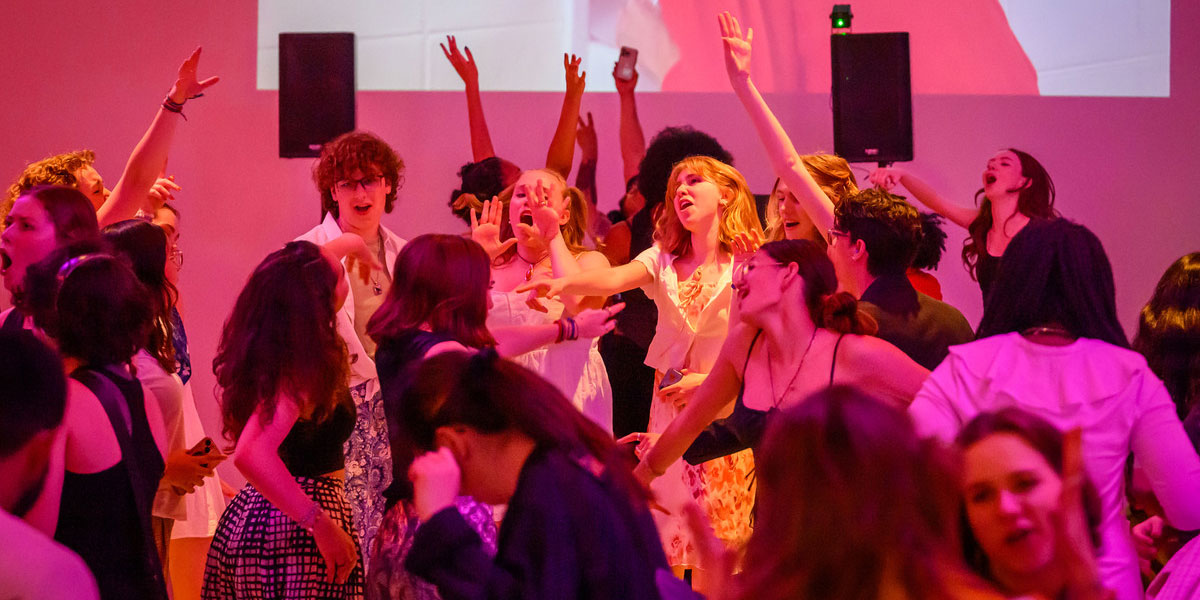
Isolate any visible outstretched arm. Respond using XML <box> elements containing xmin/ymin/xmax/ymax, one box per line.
<box><xmin>516</xmin><ymin>260</ymin><xmax>651</xmax><ymax>301</ymax></box>
<box><xmin>718</xmin><ymin>12</ymin><xmax>836</xmax><ymax>238</ymax></box>
<box><xmin>868</xmin><ymin>167</ymin><xmax>977</xmax><ymax>229</ymax></box>
<box><xmin>97</xmin><ymin>47</ymin><xmax>219</xmax><ymax>227</ymax></box>
<box><xmin>545</xmin><ymin>54</ymin><xmax>586</xmax><ymax>177</ymax></box>
<box><xmin>441</xmin><ymin>36</ymin><xmax>496</xmax><ymax>162</ymax></box>
<box><xmin>613</xmin><ymin>64</ymin><xmax>646</xmax><ymax>183</ymax></box>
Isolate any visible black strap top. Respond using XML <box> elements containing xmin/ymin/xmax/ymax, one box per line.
<box><xmin>683</xmin><ymin>331</ymin><xmax>843</xmax><ymax>465</ymax></box>
<box><xmin>976</xmin><ymin>251</ymin><xmax>1002</xmax><ymax>306</ymax></box>
<box><xmin>278</xmin><ymin>389</ymin><xmax>356</xmax><ymax>478</ymax></box>
<box><xmin>59</xmin><ymin>365</ymin><xmax>168</xmax><ymax>600</ymax></box>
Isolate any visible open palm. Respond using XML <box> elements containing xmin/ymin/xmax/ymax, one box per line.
<box><xmin>718</xmin><ymin>11</ymin><xmax>754</xmax><ymax>81</ymax></box>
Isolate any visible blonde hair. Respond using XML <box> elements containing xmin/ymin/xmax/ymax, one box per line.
<box><xmin>654</xmin><ymin>157</ymin><xmax>763</xmax><ymax>257</ymax></box>
<box><xmin>764</xmin><ymin>153</ymin><xmax>859</xmax><ymax>243</ymax></box>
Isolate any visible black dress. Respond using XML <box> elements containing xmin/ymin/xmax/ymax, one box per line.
<box><xmin>57</xmin><ymin>365</ymin><xmax>168</xmax><ymax>600</ymax></box>
<box><xmin>976</xmin><ymin>250</ymin><xmax>1002</xmax><ymax>308</ymax></box>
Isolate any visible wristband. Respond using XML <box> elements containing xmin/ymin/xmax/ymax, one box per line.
<box><xmin>297</xmin><ymin>502</ymin><xmax>322</xmax><ymax>533</ymax></box>
<box><xmin>162</xmin><ymin>97</ymin><xmax>188</xmax><ymax>120</ymax></box>
<box><xmin>554</xmin><ymin>319</ymin><xmax>565</xmax><ymax>344</ymax></box>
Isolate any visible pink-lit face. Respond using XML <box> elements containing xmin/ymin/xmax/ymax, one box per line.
<box><xmin>982</xmin><ymin>150</ymin><xmax>1028</xmax><ymax>200</ymax></box>
<box><xmin>332</xmin><ymin>168</ymin><xmax>391</xmax><ymax>236</ymax></box>
<box><xmin>772</xmin><ymin>180</ymin><xmax>813</xmax><ymax>240</ymax></box>
<box><xmin>1</xmin><ymin>195</ymin><xmax>59</xmax><ymax>294</ymax></box>
<box><xmin>508</xmin><ymin>171</ymin><xmax>568</xmax><ymax>231</ymax></box>
<box><xmin>152</xmin><ymin>207</ymin><xmax>180</xmax><ymax>287</ymax></box>
<box><xmin>73</xmin><ymin>165</ymin><xmax>109</xmax><ymax>211</ymax></box>
<box><xmin>672</xmin><ymin>168</ymin><xmax>723</xmax><ymax>232</ymax></box>
<box><xmin>733</xmin><ymin>252</ymin><xmax>790</xmax><ymax>322</ymax></box>
<box><xmin>963</xmin><ymin>433</ymin><xmax>1062</xmax><ymax>580</ymax></box>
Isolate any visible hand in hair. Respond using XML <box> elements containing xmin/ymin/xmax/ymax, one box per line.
<box><xmin>564</xmin><ymin>53</ymin><xmax>587</xmax><ymax>98</ymax></box>
<box><xmin>146</xmin><ymin>175</ymin><xmax>181</xmax><ymax>210</ymax></box>
<box><xmin>168</xmin><ymin>47</ymin><xmax>221</xmax><ymax>105</ymax></box>
<box><xmin>731</xmin><ymin>230</ymin><xmax>764</xmax><ymax>265</ymax></box>
<box><xmin>470</xmin><ymin>197</ymin><xmax>517</xmax><ymax>259</ymax></box>
<box><xmin>718</xmin><ymin>11</ymin><xmax>754</xmax><ymax>83</ymax></box>
<box><xmin>868</xmin><ymin>167</ymin><xmax>905</xmax><ymax>192</ymax></box>
<box><xmin>409</xmin><ymin>446</ymin><xmax>462</xmax><ymax>522</ymax></box>
<box><xmin>440</xmin><ymin>35</ymin><xmax>479</xmax><ymax>88</ymax></box>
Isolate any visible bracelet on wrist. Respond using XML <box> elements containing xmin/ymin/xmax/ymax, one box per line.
<box><xmin>162</xmin><ymin>97</ymin><xmax>188</xmax><ymax>120</ymax></box>
<box><xmin>554</xmin><ymin>319</ymin><xmax>565</xmax><ymax>344</ymax></box>
<box><xmin>297</xmin><ymin>502</ymin><xmax>322</xmax><ymax>532</ymax></box>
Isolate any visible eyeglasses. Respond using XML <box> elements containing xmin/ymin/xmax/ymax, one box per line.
<box><xmin>827</xmin><ymin>228</ymin><xmax>850</xmax><ymax>244</ymax></box>
<box><xmin>333</xmin><ymin>175</ymin><xmax>385</xmax><ymax>195</ymax></box>
<box><xmin>732</xmin><ymin>259</ymin><xmax>784</xmax><ymax>289</ymax></box>
<box><xmin>169</xmin><ymin>245</ymin><xmax>183</xmax><ymax>269</ymax></box>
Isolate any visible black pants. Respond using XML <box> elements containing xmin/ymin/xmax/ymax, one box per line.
<box><xmin>599</xmin><ymin>333</ymin><xmax>656</xmax><ymax>439</ymax></box>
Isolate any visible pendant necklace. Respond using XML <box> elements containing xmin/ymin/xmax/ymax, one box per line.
<box><xmin>767</xmin><ymin>327</ymin><xmax>818</xmax><ymax>408</ymax></box>
<box><xmin>517</xmin><ymin>249</ymin><xmax>549</xmax><ymax>281</ymax></box>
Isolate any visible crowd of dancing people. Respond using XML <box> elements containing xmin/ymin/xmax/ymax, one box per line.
<box><xmin>2</xmin><ymin>11</ymin><xmax>1199</xmax><ymax>600</ymax></box>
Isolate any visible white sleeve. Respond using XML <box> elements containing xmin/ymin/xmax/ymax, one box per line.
<box><xmin>908</xmin><ymin>359</ymin><xmax>968</xmax><ymax>443</ymax></box>
<box><xmin>631</xmin><ymin>245</ymin><xmax>662</xmax><ymax>300</ymax></box>
<box><xmin>1130</xmin><ymin>369</ymin><xmax>1200</xmax><ymax>530</ymax></box>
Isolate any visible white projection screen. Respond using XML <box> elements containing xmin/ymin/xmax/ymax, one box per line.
<box><xmin>257</xmin><ymin>0</ymin><xmax>1170</xmax><ymax>97</ymax></box>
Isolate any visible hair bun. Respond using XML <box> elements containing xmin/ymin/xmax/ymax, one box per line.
<box><xmin>820</xmin><ymin>292</ymin><xmax>878</xmax><ymax>336</ymax></box>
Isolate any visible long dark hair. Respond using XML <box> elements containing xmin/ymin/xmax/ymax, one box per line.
<box><xmin>394</xmin><ymin>349</ymin><xmax>645</xmax><ymax>504</ymax></box>
<box><xmin>976</xmin><ymin>219</ymin><xmax>1127</xmax><ymax>347</ymax></box>
<box><xmin>736</xmin><ymin>386</ymin><xmax>967</xmax><ymax>600</ymax></box>
<box><xmin>1134</xmin><ymin>253</ymin><xmax>1200</xmax><ymax>414</ymax></box>
<box><xmin>213</xmin><ymin>241</ymin><xmax>349</xmax><ymax>444</ymax></box>
<box><xmin>963</xmin><ymin>149</ymin><xmax>1056</xmax><ymax>280</ymax></box>
<box><xmin>21</xmin><ymin>241</ymin><xmax>153</xmax><ymax>368</ymax></box>
<box><xmin>367</xmin><ymin>234</ymin><xmax>495</xmax><ymax>348</ymax></box>
<box><xmin>103</xmin><ymin>219</ymin><xmax>177</xmax><ymax>373</ymax></box>
<box><xmin>955</xmin><ymin>408</ymin><xmax>1103</xmax><ymax>584</ymax></box>
<box><xmin>759</xmin><ymin>239</ymin><xmax>877</xmax><ymax>335</ymax></box>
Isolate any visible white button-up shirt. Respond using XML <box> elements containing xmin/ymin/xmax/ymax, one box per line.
<box><xmin>632</xmin><ymin>244</ymin><xmax>733</xmax><ymax>374</ymax></box>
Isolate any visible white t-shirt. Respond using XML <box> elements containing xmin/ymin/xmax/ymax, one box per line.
<box><xmin>0</xmin><ymin>509</ymin><xmax>99</xmax><ymax>599</ymax></box>
<box><xmin>134</xmin><ymin>349</ymin><xmax>188</xmax><ymax>520</ymax></box>
<box><xmin>631</xmin><ymin>244</ymin><xmax>733</xmax><ymax>374</ymax></box>
<box><xmin>910</xmin><ymin>332</ymin><xmax>1200</xmax><ymax>600</ymax></box>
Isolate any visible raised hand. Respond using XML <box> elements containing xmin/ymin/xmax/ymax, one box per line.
<box><xmin>718</xmin><ymin>11</ymin><xmax>754</xmax><ymax>83</ymax></box>
<box><xmin>335</xmin><ymin>232</ymin><xmax>385</xmax><ymax>286</ymax></box>
<box><xmin>576</xmin><ymin>112</ymin><xmax>597</xmax><ymax>162</ymax></box>
<box><xmin>612</xmin><ymin>62</ymin><xmax>639</xmax><ymax>96</ymax></box>
<box><xmin>470</xmin><ymin>197</ymin><xmax>517</xmax><ymax>259</ymax></box>
<box><xmin>564</xmin><ymin>53</ymin><xmax>587</xmax><ymax>97</ymax></box>
<box><xmin>169</xmin><ymin>47</ymin><xmax>220</xmax><ymax>105</ymax></box>
<box><xmin>527</xmin><ymin>180</ymin><xmax>563</xmax><ymax>241</ymax></box>
<box><xmin>869</xmin><ymin>167</ymin><xmax>904</xmax><ymax>191</ymax></box>
<box><xmin>731</xmin><ymin>230</ymin><xmax>764</xmax><ymax>266</ymax></box>
<box><xmin>440</xmin><ymin>35</ymin><xmax>479</xmax><ymax>88</ymax></box>
<box><xmin>147</xmin><ymin>176</ymin><xmax>182</xmax><ymax>209</ymax></box>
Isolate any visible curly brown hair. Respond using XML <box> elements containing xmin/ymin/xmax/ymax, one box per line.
<box><xmin>2</xmin><ymin>150</ymin><xmax>96</xmax><ymax>226</ymax></box>
<box><xmin>312</xmin><ymin>131</ymin><xmax>404</xmax><ymax>220</ymax></box>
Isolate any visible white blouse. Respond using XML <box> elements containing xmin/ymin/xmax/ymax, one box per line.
<box><xmin>910</xmin><ymin>332</ymin><xmax>1200</xmax><ymax>600</ymax></box>
<box><xmin>632</xmin><ymin>244</ymin><xmax>733</xmax><ymax>374</ymax></box>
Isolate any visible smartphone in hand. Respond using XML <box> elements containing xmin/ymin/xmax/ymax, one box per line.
<box><xmin>616</xmin><ymin>46</ymin><xmax>638</xmax><ymax>80</ymax></box>
<box><xmin>658</xmin><ymin>368</ymin><xmax>684</xmax><ymax>390</ymax></box>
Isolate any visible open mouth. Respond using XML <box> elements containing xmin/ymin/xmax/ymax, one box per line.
<box><xmin>519</xmin><ymin>213</ymin><xmax>534</xmax><ymax>227</ymax></box>
<box><xmin>353</xmin><ymin>203</ymin><xmax>372</xmax><ymax>215</ymax></box>
<box><xmin>0</xmin><ymin>249</ymin><xmax>10</xmax><ymax>271</ymax></box>
<box><xmin>1004</xmin><ymin>528</ymin><xmax>1032</xmax><ymax>545</ymax></box>
<box><xmin>784</xmin><ymin>221</ymin><xmax>801</xmax><ymax>229</ymax></box>
<box><xmin>678</xmin><ymin>199</ymin><xmax>694</xmax><ymax>211</ymax></box>
<box><xmin>984</xmin><ymin>174</ymin><xmax>997</xmax><ymax>185</ymax></box>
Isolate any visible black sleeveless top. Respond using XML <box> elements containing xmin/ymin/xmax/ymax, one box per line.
<box><xmin>58</xmin><ymin>365</ymin><xmax>168</xmax><ymax>600</ymax></box>
<box><xmin>376</xmin><ymin>329</ymin><xmax>457</xmax><ymax>503</ymax></box>
<box><xmin>683</xmin><ymin>331</ymin><xmax>844</xmax><ymax>465</ymax></box>
<box><xmin>278</xmin><ymin>388</ymin><xmax>356</xmax><ymax>478</ymax></box>
<box><xmin>976</xmin><ymin>251</ymin><xmax>1002</xmax><ymax>307</ymax></box>
<box><xmin>1</xmin><ymin>307</ymin><xmax>25</xmax><ymax>332</ymax></box>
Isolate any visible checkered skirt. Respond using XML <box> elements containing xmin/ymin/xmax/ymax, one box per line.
<box><xmin>202</xmin><ymin>476</ymin><xmax>364</xmax><ymax>599</ymax></box>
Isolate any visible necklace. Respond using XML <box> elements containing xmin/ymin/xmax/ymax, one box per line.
<box><xmin>1022</xmin><ymin>325</ymin><xmax>1075</xmax><ymax>339</ymax></box>
<box><xmin>766</xmin><ymin>327</ymin><xmax>818</xmax><ymax>408</ymax></box>
<box><xmin>517</xmin><ymin>249</ymin><xmax>549</xmax><ymax>281</ymax></box>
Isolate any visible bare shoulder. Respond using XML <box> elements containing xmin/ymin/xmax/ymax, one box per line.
<box><xmin>576</xmin><ymin>249</ymin><xmax>611</xmax><ymax>270</ymax></box>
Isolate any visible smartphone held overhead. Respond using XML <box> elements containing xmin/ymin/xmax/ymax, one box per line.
<box><xmin>616</xmin><ymin>46</ymin><xmax>638</xmax><ymax>80</ymax></box>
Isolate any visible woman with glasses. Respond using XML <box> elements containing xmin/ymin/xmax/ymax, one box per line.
<box><xmin>632</xmin><ymin>239</ymin><xmax>928</xmax><ymax>483</ymax></box>
<box><xmin>516</xmin><ymin>155</ymin><xmax>762</xmax><ymax>592</ymax></box>
<box><xmin>296</xmin><ymin>130</ymin><xmax>406</xmax><ymax>559</ymax></box>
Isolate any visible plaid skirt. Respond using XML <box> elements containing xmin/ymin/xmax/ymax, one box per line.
<box><xmin>202</xmin><ymin>476</ymin><xmax>364</xmax><ymax>599</ymax></box>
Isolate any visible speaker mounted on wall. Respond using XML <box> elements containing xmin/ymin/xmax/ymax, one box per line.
<box><xmin>831</xmin><ymin>32</ymin><xmax>913</xmax><ymax>164</ymax></box>
<box><xmin>279</xmin><ymin>32</ymin><xmax>356</xmax><ymax>158</ymax></box>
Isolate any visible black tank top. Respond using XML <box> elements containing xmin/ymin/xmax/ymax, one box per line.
<box><xmin>58</xmin><ymin>365</ymin><xmax>168</xmax><ymax>600</ymax></box>
<box><xmin>683</xmin><ymin>331</ymin><xmax>843</xmax><ymax>464</ymax></box>
<box><xmin>976</xmin><ymin>251</ymin><xmax>1001</xmax><ymax>307</ymax></box>
<box><xmin>277</xmin><ymin>388</ymin><xmax>356</xmax><ymax>478</ymax></box>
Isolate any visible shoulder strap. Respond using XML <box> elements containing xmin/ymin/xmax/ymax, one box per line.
<box><xmin>743</xmin><ymin>330</ymin><xmax>763</xmax><ymax>372</ymax></box>
<box><xmin>1</xmin><ymin>308</ymin><xmax>25</xmax><ymax>332</ymax></box>
<box><xmin>70</xmin><ymin>367</ymin><xmax>168</xmax><ymax>598</ymax></box>
<box><xmin>830</xmin><ymin>334</ymin><xmax>847</xmax><ymax>385</ymax></box>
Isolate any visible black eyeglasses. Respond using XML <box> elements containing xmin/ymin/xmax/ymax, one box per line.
<box><xmin>334</xmin><ymin>175</ymin><xmax>385</xmax><ymax>194</ymax></box>
<box><xmin>827</xmin><ymin>228</ymin><xmax>850</xmax><ymax>244</ymax></box>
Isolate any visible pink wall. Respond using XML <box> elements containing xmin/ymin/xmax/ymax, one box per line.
<box><xmin>2</xmin><ymin>1</ymin><xmax>1198</xmax><ymax>473</ymax></box>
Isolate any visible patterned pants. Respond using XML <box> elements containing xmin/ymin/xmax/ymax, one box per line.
<box><xmin>343</xmin><ymin>381</ymin><xmax>391</xmax><ymax>570</ymax></box>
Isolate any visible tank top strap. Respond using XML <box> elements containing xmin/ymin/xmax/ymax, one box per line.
<box><xmin>737</xmin><ymin>330</ymin><xmax>764</xmax><ymax>405</ymax></box>
<box><xmin>830</xmin><ymin>333</ymin><xmax>847</xmax><ymax>385</ymax></box>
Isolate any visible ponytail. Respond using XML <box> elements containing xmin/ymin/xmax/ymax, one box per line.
<box><xmin>819</xmin><ymin>292</ymin><xmax>878</xmax><ymax>336</ymax></box>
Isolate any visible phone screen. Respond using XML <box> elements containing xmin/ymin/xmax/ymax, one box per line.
<box><xmin>616</xmin><ymin>46</ymin><xmax>638</xmax><ymax>81</ymax></box>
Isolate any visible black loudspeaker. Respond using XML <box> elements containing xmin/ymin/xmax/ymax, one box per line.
<box><xmin>831</xmin><ymin>33</ymin><xmax>912</xmax><ymax>164</ymax></box>
<box><xmin>279</xmin><ymin>33</ymin><xmax>356</xmax><ymax>158</ymax></box>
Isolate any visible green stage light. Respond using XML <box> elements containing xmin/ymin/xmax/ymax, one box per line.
<box><xmin>830</xmin><ymin>4</ymin><xmax>853</xmax><ymax>35</ymax></box>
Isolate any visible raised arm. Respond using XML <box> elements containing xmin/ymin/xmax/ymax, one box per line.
<box><xmin>574</xmin><ymin>112</ymin><xmax>611</xmax><ymax>244</ymax></box>
<box><xmin>234</xmin><ymin>395</ymin><xmax>358</xmax><ymax>584</ymax></box>
<box><xmin>718</xmin><ymin>12</ymin><xmax>835</xmax><ymax>238</ymax></box>
<box><xmin>545</xmin><ymin>54</ymin><xmax>586</xmax><ymax>178</ymax></box>
<box><xmin>441</xmin><ymin>36</ymin><xmax>496</xmax><ymax>162</ymax></box>
<box><xmin>613</xmin><ymin>64</ymin><xmax>646</xmax><ymax>183</ymax></box>
<box><xmin>868</xmin><ymin>167</ymin><xmax>977</xmax><ymax>229</ymax></box>
<box><xmin>97</xmin><ymin>47</ymin><xmax>219</xmax><ymax>227</ymax></box>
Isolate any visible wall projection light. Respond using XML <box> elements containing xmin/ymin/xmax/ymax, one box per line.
<box><xmin>830</xmin><ymin>4</ymin><xmax>853</xmax><ymax>35</ymax></box>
